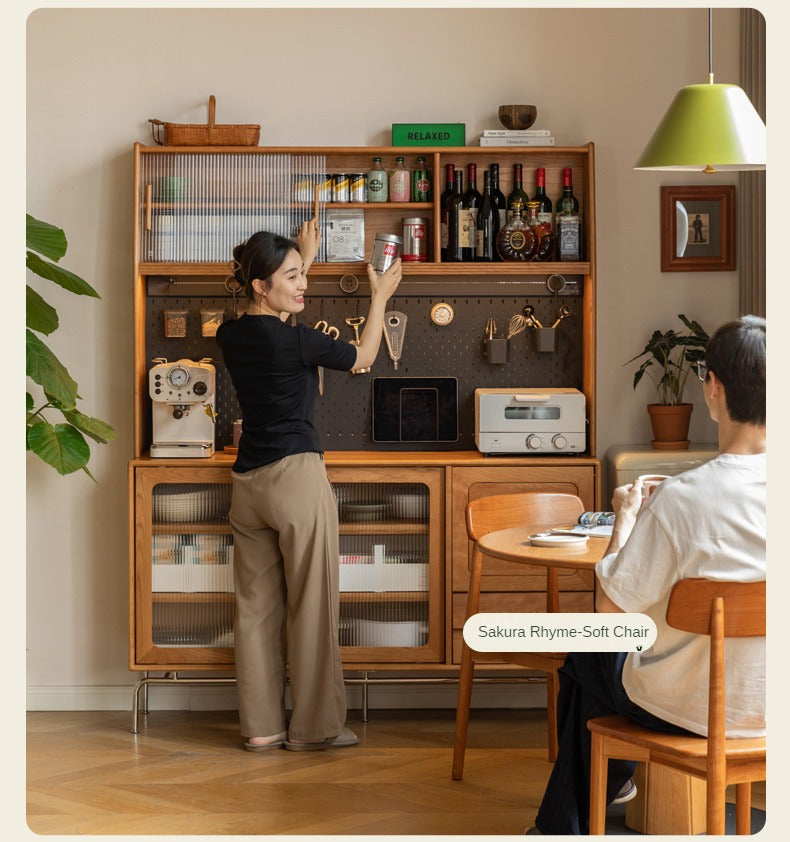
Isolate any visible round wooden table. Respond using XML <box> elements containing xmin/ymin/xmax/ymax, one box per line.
<box><xmin>476</xmin><ymin>527</ymin><xmax>609</xmax><ymax>613</ymax></box>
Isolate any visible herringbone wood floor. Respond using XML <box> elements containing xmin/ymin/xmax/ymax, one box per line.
<box><xmin>27</xmin><ymin>708</ymin><xmax>765</xmax><ymax>836</ymax></box>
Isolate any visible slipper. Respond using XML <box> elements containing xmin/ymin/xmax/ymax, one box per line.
<box><xmin>611</xmin><ymin>777</ymin><xmax>637</xmax><ymax>805</ymax></box>
<box><xmin>283</xmin><ymin>726</ymin><xmax>359</xmax><ymax>752</ymax></box>
<box><xmin>243</xmin><ymin>739</ymin><xmax>285</xmax><ymax>752</ymax></box>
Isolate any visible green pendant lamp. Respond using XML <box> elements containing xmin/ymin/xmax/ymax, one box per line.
<box><xmin>634</xmin><ymin>9</ymin><xmax>765</xmax><ymax>172</ymax></box>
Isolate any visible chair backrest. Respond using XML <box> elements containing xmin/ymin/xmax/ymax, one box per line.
<box><xmin>665</xmin><ymin>579</ymin><xmax>765</xmax><ymax>761</ymax></box>
<box><xmin>465</xmin><ymin>492</ymin><xmax>585</xmax><ymax>542</ymax></box>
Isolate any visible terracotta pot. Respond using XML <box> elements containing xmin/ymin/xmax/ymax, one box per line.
<box><xmin>646</xmin><ymin>403</ymin><xmax>693</xmax><ymax>450</ymax></box>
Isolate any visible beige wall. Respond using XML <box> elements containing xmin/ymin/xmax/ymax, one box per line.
<box><xmin>26</xmin><ymin>6</ymin><xmax>749</xmax><ymax>705</ymax></box>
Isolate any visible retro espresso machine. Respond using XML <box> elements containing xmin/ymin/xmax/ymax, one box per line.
<box><xmin>149</xmin><ymin>358</ymin><xmax>216</xmax><ymax>457</ymax></box>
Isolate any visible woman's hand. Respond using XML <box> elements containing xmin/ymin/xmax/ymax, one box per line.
<box><xmin>366</xmin><ymin>258</ymin><xmax>403</xmax><ymax>302</ymax></box>
<box><xmin>296</xmin><ymin>217</ymin><xmax>321</xmax><ymax>272</ymax></box>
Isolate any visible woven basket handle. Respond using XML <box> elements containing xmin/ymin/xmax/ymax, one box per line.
<box><xmin>208</xmin><ymin>95</ymin><xmax>216</xmax><ymax>127</ymax></box>
<box><xmin>149</xmin><ymin>119</ymin><xmax>165</xmax><ymax>145</ymax></box>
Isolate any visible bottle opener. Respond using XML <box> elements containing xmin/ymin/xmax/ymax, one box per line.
<box><xmin>383</xmin><ymin>311</ymin><xmax>407</xmax><ymax>370</ymax></box>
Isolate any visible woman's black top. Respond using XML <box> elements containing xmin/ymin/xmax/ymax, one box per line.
<box><xmin>216</xmin><ymin>314</ymin><xmax>357</xmax><ymax>472</ymax></box>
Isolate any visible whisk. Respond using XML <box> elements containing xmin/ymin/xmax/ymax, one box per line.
<box><xmin>506</xmin><ymin>314</ymin><xmax>528</xmax><ymax>339</ymax></box>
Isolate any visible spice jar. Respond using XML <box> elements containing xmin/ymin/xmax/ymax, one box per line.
<box><xmin>163</xmin><ymin>308</ymin><xmax>188</xmax><ymax>338</ymax></box>
<box><xmin>200</xmin><ymin>307</ymin><xmax>225</xmax><ymax>337</ymax></box>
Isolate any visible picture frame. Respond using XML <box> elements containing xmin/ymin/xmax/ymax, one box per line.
<box><xmin>660</xmin><ymin>185</ymin><xmax>736</xmax><ymax>272</ymax></box>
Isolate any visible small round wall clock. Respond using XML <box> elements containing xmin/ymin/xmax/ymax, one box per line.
<box><xmin>430</xmin><ymin>302</ymin><xmax>455</xmax><ymax>326</ymax></box>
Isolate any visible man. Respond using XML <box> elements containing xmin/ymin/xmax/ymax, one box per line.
<box><xmin>528</xmin><ymin>316</ymin><xmax>766</xmax><ymax>835</ymax></box>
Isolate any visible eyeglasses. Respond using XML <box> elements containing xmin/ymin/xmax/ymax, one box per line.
<box><xmin>695</xmin><ymin>362</ymin><xmax>708</xmax><ymax>382</ymax></box>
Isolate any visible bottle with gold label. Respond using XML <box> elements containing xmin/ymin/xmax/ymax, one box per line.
<box><xmin>496</xmin><ymin>200</ymin><xmax>537</xmax><ymax>261</ymax></box>
<box><xmin>525</xmin><ymin>200</ymin><xmax>555</xmax><ymax>262</ymax></box>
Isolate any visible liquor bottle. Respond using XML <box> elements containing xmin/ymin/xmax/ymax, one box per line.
<box><xmin>496</xmin><ymin>200</ymin><xmax>537</xmax><ymax>261</ymax></box>
<box><xmin>506</xmin><ymin>163</ymin><xmax>530</xmax><ymax>222</ymax></box>
<box><xmin>390</xmin><ymin>156</ymin><xmax>410</xmax><ymax>202</ymax></box>
<box><xmin>445</xmin><ymin>169</ymin><xmax>465</xmax><ymax>262</ymax></box>
<box><xmin>556</xmin><ymin>167</ymin><xmax>582</xmax><ymax>261</ymax></box>
<box><xmin>367</xmin><ymin>156</ymin><xmax>388</xmax><ymax>202</ymax></box>
<box><xmin>439</xmin><ymin>163</ymin><xmax>455</xmax><ymax>261</ymax></box>
<box><xmin>489</xmin><ymin>163</ymin><xmax>508</xmax><ymax>241</ymax></box>
<box><xmin>462</xmin><ymin>163</ymin><xmax>483</xmax><ymax>261</ymax></box>
<box><xmin>525</xmin><ymin>200</ymin><xmax>555</xmax><ymax>262</ymax></box>
<box><xmin>412</xmin><ymin>155</ymin><xmax>432</xmax><ymax>202</ymax></box>
<box><xmin>533</xmin><ymin>167</ymin><xmax>553</xmax><ymax>229</ymax></box>
<box><xmin>475</xmin><ymin>170</ymin><xmax>496</xmax><ymax>262</ymax></box>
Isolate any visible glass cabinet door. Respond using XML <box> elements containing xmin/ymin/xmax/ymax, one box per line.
<box><xmin>327</xmin><ymin>466</ymin><xmax>444</xmax><ymax>663</ymax></box>
<box><xmin>134</xmin><ymin>467</ymin><xmax>235</xmax><ymax>666</ymax></box>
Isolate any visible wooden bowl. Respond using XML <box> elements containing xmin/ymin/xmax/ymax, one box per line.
<box><xmin>498</xmin><ymin>104</ymin><xmax>537</xmax><ymax>131</ymax></box>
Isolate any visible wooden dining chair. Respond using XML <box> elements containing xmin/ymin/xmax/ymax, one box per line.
<box><xmin>588</xmin><ymin>578</ymin><xmax>766</xmax><ymax>835</ymax></box>
<box><xmin>452</xmin><ymin>491</ymin><xmax>585</xmax><ymax>780</ymax></box>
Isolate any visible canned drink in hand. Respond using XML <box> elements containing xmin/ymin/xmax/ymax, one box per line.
<box><xmin>371</xmin><ymin>233</ymin><xmax>402</xmax><ymax>274</ymax></box>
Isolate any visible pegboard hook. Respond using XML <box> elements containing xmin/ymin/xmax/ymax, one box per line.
<box><xmin>546</xmin><ymin>274</ymin><xmax>567</xmax><ymax>295</ymax></box>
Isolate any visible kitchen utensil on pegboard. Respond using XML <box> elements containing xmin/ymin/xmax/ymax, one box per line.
<box><xmin>345</xmin><ymin>315</ymin><xmax>370</xmax><ymax>374</ymax></box>
<box><xmin>383</xmin><ymin>311</ymin><xmax>407</xmax><ymax>370</ymax></box>
<box><xmin>314</xmin><ymin>319</ymin><xmax>340</xmax><ymax>394</ymax></box>
<box><xmin>483</xmin><ymin>315</ymin><xmax>508</xmax><ymax>364</ymax></box>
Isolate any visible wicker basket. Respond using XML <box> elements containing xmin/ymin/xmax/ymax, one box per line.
<box><xmin>149</xmin><ymin>96</ymin><xmax>260</xmax><ymax>146</ymax></box>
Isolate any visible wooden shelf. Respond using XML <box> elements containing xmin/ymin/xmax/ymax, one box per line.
<box><xmin>152</xmin><ymin>523</ymin><xmax>231</xmax><ymax>534</ymax></box>
<box><xmin>152</xmin><ymin>592</ymin><xmax>234</xmax><ymax>603</ymax></box>
<box><xmin>339</xmin><ymin>522</ymin><xmax>429</xmax><ymax>535</ymax></box>
<box><xmin>140</xmin><ymin>260</ymin><xmax>591</xmax><ymax>277</ymax></box>
<box><xmin>340</xmin><ymin>592</ymin><xmax>428</xmax><ymax>603</ymax></box>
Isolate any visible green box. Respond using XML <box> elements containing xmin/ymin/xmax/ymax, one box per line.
<box><xmin>391</xmin><ymin>123</ymin><xmax>466</xmax><ymax>147</ymax></box>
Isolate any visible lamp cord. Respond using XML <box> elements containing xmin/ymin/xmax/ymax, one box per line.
<box><xmin>708</xmin><ymin>7</ymin><xmax>714</xmax><ymax>83</ymax></box>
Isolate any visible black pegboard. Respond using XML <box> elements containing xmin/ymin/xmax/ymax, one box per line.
<box><xmin>145</xmin><ymin>294</ymin><xmax>584</xmax><ymax>451</ymax></box>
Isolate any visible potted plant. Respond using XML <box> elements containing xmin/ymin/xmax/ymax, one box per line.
<box><xmin>626</xmin><ymin>314</ymin><xmax>709</xmax><ymax>450</ymax></box>
<box><xmin>26</xmin><ymin>213</ymin><xmax>115</xmax><ymax>477</ymax></box>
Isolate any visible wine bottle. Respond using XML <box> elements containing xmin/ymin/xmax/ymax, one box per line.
<box><xmin>462</xmin><ymin>163</ymin><xmax>483</xmax><ymax>261</ymax></box>
<box><xmin>390</xmin><ymin>155</ymin><xmax>410</xmax><ymax>202</ymax></box>
<box><xmin>439</xmin><ymin>163</ymin><xmax>455</xmax><ymax>261</ymax></box>
<box><xmin>556</xmin><ymin>167</ymin><xmax>580</xmax><ymax>215</ymax></box>
<box><xmin>475</xmin><ymin>170</ymin><xmax>496</xmax><ymax>262</ymax></box>
<box><xmin>506</xmin><ymin>163</ymin><xmax>530</xmax><ymax>222</ymax></box>
<box><xmin>412</xmin><ymin>155</ymin><xmax>431</xmax><ymax>202</ymax></box>
<box><xmin>489</xmin><ymin>163</ymin><xmax>507</xmax><ymax>245</ymax></box>
<box><xmin>533</xmin><ymin>167</ymin><xmax>553</xmax><ymax>228</ymax></box>
<box><xmin>445</xmin><ymin>169</ymin><xmax>465</xmax><ymax>262</ymax></box>
<box><xmin>367</xmin><ymin>156</ymin><xmax>388</xmax><ymax>202</ymax></box>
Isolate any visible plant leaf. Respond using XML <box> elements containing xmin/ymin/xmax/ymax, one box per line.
<box><xmin>27</xmin><ymin>420</ymin><xmax>90</xmax><ymax>475</ymax></box>
<box><xmin>26</xmin><ymin>251</ymin><xmax>100</xmax><ymax>298</ymax></box>
<box><xmin>25</xmin><ymin>329</ymin><xmax>80</xmax><ymax>408</ymax></box>
<box><xmin>26</xmin><ymin>284</ymin><xmax>59</xmax><ymax>335</ymax></box>
<box><xmin>26</xmin><ymin>392</ymin><xmax>34</xmax><ymax>413</ymax></box>
<box><xmin>26</xmin><ymin>214</ymin><xmax>67</xmax><ymax>261</ymax></box>
<box><xmin>60</xmin><ymin>407</ymin><xmax>116</xmax><ymax>444</ymax></box>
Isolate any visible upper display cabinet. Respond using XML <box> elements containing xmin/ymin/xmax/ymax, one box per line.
<box><xmin>133</xmin><ymin>143</ymin><xmax>595</xmax><ymax>277</ymax></box>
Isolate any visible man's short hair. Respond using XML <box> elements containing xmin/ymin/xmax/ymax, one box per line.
<box><xmin>705</xmin><ymin>315</ymin><xmax>766</xmax><ymax>425</ymax></box>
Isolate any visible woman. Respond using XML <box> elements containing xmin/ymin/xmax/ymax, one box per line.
<box><xmin>216</xmin><ymin>219</ymin><xmax>401</xmax><ymax>751</ymax></box>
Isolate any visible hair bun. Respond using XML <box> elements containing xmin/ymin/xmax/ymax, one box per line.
<box><xmin>232</xmin><ymin>242</ymin><xmax>247</xmax><ymax>284</ymax></box>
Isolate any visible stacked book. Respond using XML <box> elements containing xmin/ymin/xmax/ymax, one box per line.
<box><xmin>476</xmin><ymin>129</ymin><xmax>555</xmax><ymax>147</ymax></box>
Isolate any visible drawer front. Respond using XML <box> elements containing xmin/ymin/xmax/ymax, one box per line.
<box><xmin>450</xmin><ymin>466</ymin><xmax>597</xmax><ymax>592</ymax></box>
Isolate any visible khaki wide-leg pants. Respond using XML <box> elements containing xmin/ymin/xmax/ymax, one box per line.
<box><xmin>229</xmin><ymin>451</ymin><xmax>346</xmax><ymax>740</ymax></box>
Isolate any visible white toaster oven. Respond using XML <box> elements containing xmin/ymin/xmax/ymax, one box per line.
<box><xmin>475</xmin><ymin>388</ymin><xmax>586</xmax><ymax>454</ymax></box>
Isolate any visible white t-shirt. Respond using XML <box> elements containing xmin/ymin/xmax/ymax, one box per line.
<box><xmin>596</xmin><ymin>453</ymin><xmax>766</xmax><ymax>738</ymax></box>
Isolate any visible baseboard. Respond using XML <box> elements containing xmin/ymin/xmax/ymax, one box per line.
<box><xmin>27</xmin><ymin>679</ymin><xmax>546</xmax><ymax>712</ymax></box>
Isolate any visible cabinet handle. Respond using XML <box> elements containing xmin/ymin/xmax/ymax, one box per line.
<box><xmin>145</xmin><ymin>183</ymin><xmax>152</xmax><ymax>231</ymax></box>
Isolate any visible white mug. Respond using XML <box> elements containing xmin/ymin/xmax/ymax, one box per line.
<box><xmin>638</xmin><ymin>474</ymin><xmax>670</xmax><ymax>504</ymax></box>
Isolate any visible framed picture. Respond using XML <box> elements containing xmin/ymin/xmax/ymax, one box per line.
<box><xmin>660</xmin><ymin>185</ymin><xmax>736</xmax><ymax>272</ymax></box>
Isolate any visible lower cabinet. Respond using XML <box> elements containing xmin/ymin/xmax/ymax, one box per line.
<box><xmin>129</xmin><ymin>456</ymin><xmax>599</xmax><ymax>672</ymax></box>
